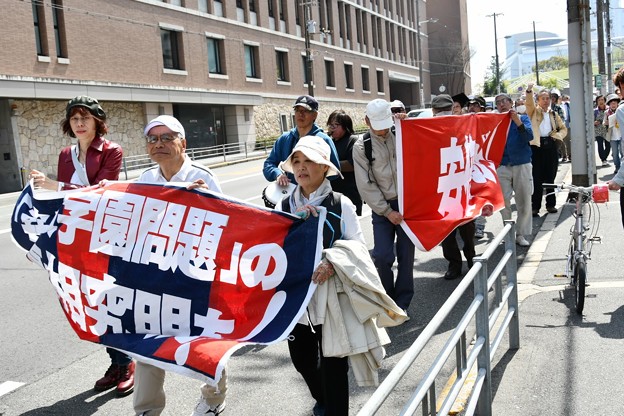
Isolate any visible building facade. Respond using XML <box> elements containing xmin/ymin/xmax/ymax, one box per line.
<box><xmin>426</xmin><ymin>0</ymin><xmax>472</xmax><ymax>98</ymax></box>
<box><xmin>0</xmin><ymin>0</ymin><xmax>440</xmax><ymax>193</ymax></box>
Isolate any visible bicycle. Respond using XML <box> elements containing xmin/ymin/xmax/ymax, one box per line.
<box><xmin>543</xmin><ymin>182</ymin><xmax>608</xmax><ymax>314</ymax></box>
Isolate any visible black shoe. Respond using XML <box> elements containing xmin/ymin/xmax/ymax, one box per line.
<box><xmin>546</xmin><ymin>206</ymin><xmax>558</xmax><ymax>214</ymax></box>
<box><xmin>532</xmin><ymin>209</ymin><xmax>539</xmax><ymax>217</ymax></box>
<box><xmin>313</xmin><ymin>402</ymin><xmax>326</xmax><ymax>416</ymax></box>
<box><xmin>444</xmin><ymin>270</ymin><xmax>461</xmax><ymax>280</ymax></box>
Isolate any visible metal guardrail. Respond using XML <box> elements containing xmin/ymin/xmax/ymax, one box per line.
<box><xmin>121</xmin><ymin>140</ymin><xmax>275</xmax><ymax>180</ymax></box>
<box><xmin>358</xmin><ymin>220</ymin><xmax>520</xmax><ymax>416</ymax></box>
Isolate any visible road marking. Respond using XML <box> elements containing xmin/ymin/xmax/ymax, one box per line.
<box><xmin>0</xmin><ymin>228</ymin><xmax>10</xmax><ymax>235</ymax></box>
<box><xmin>0</xmin><ymin>381</ymin><xmax>25</xmax><ymax>397</ymax></box>
<box><xmin>219</xmin><ymin>172</ymin><xmax>263</xmax><ymax>184</ymax></box>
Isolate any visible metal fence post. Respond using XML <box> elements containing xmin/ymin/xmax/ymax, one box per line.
<box><xmin>504</xmin><ymin>220</ymin><xmax>520</xmax><ymax>350</ymax></box>
<box><xmin>122</xmin><ymin>158</ymin><xmax>128</xmax><ymax>180</ymax></box>
<box><xmin>474</xmin><ymin>256</ymin><xmax>492</xmax><ymax>416</ymax></box>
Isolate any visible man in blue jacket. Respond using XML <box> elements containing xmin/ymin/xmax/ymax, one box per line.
<box><xmin>495</xmin><ymin>93</ymin><xmax>534</xmax><ymax>247</ymax></box>
<box><xmin>263</xmin><ymin>95</ymin><xmax>340</xmax><ymax>187</ymax></box>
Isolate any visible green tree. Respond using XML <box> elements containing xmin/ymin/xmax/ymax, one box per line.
<box><xmin>482</xmin><ymin>56</ymin><xmax>502</xmax><ymax>96</ymax></box>
<box><xmin>532</xmin><ymin>56</ymin><xmax>568</xmax><ymax>72</ymax></box>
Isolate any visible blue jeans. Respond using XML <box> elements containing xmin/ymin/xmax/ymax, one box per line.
<box><xmin>371</xmin><ymin>199</ymin><xmax>415</xmax><ymax>310</ymax></box>
<box><xmin>611</xmin><ymin>140</ymin><xmax>622</xmax><ymax>171</ymax></box>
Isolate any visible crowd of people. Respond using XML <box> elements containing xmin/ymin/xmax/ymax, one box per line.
<box><xmin>25</xmin><ymin>65</ymin><xmax>624</xmax><ymax>416</ymax></box>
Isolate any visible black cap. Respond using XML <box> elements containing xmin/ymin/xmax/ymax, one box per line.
<box><xmin>452</xmin><ymin>93</ymin><xmax>469</xmax><ymax>108</ymax></box>
<box><xmin>66</xmin><ymin>96</ymin><xmax>106</xmax><ymax>120</ymax></box>
<box><xmin>293</xmin><ymin>95</ymin><xmax>319</xmax><ymax>112</ymax></box>
<box><xmin>467</xmin><ymin>95</ymin><xmax>486</xmax><ymax>109</ymax></box>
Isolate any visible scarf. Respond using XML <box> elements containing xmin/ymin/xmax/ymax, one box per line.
<box><xmin>288</xmin><ymin>178</ymin><xmax>333</xmax><ymax>214</ymax></box>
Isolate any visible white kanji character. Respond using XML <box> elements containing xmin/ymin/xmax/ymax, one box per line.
<box><xmin>58</xmin><ymin>193</ymin><xmax>102</xmax><ymax>245</ymax></box>
<box><xmin>91</xmin><ymin>191</ymin><xmax>145</xmax><ymax>260</ymax></box>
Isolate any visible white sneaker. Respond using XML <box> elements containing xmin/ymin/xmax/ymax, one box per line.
<box><xmin>191</xmin><ymin>400</ymin><xmax>225</xmax><ymax>416</ymax></box>
<box><xmin>516</xmin><ymin>236</ymin><xmax>530</xmax><ymax>247</ymax></box>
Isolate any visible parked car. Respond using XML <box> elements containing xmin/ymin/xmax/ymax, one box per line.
<box><xmin>407</xmin><ymin>108</ymin><xmax>434</xmax><ymax>118</ymax></box>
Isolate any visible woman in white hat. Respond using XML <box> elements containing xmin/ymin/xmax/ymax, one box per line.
<box><xmin>278</xmin><ymin>135</ymin><xmax>364</xmax><ymax>416</ymax></box>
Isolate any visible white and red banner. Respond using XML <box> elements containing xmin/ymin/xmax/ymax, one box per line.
<box><xmin>11</xmin><ymin>182</ymin><xmax>323</xmax><ymax>384</ymax></box>
<box><xmin>396</xmin><ymin>113</ymin><xmax>511</xmax><ymax>251</ymax></box>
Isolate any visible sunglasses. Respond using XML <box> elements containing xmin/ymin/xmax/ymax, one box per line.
<box><xmin>391</xmin><ymin>108</ymin><xmax>406</xmax><ymax>114</ymax></box>
<box><xmin>145</xmin><ymin>133</ymin><xmax>179</xmax><ymax>144</ymax></box>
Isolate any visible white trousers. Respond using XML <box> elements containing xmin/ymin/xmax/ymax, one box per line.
<box><xmin>497</xmin><ymin>163</ymin><xmax>533</xmax><ymax>237</ymax></box>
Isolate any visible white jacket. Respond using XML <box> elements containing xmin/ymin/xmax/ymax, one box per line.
<box><xmin>315</xmin><ymin>239</ymin><xmax>408</xmax><ymax>386</ymax></box>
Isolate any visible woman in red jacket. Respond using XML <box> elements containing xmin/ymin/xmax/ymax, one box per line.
<box><xmin>30</xmin><ymin>96</ymin><xmax>122</xmax><ymax>191</ymax></box>
<box><xmin>29</xmin><ymin>96</ymin><xmax>133</xmax><ymax>396</ymax></box>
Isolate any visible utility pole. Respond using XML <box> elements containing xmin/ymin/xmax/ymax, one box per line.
<box><xmin>487</xmin><ymin>13</ymin><xmax>503</xmax><ymax>94</ymax></box>
<box><xmin>533</xmin><ymin>21</ymin><xmax>540</xmax><ymax>86</ymax></box>
<box><xmin>302</xmin><ymin>1</ymin><xmax>315</xmax><ymax>96</ymax></box>
<box><xmin>597</xmin><ymin>0</ymin><xmax>606</xmax><ymax>94</ymax></box>
<box><xmin>606</xmin><ymin>0</ymin><xmax>613</xmax><ymax>93</ymax></box>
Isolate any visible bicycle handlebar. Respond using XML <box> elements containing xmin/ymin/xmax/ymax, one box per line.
<box><xmin>542</xmin><ymin>183</ymin><xmax>594</xmax><ymax>194</ymax></box>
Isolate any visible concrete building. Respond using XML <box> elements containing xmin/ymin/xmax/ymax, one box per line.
<box><xmin>0</xmin><ymin>0</ymin><xmax>440</xmax><ymax>193</ymax></box>
<box><xmin>426</xmin><ymin>0</ymin><xmax>472</xmax><ymax>97</ymax></box>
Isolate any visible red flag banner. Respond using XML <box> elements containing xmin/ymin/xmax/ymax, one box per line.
<box><xmin>396</xmin><ymin>112</ymin><xmax>511</xmax><ymax>251</ymax></box>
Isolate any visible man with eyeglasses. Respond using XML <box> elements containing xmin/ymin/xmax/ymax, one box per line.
<box><xmin>263</xmin><ymin>95</ymin><xmax>340</xmax><ymax>188</ymax></box>
<box><xmin>495</xmin><ymin>93</ymin><xmax>534</xmax><ymax>247</ymax></box>
<box><xmin>135</xmin><ymin>115</ymin><xmax>227</xmax><ymax>416</ymax></box>
<box><xmin>390</xmin><ymin>100</ymin><xmax>406</xmax><ymax>114</ymax></box>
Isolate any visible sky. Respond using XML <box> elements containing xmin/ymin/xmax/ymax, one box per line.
<box><xmin>466</xmin><ymin>0</ymin><xmax>569</xmax><ymax>92</ymax></box>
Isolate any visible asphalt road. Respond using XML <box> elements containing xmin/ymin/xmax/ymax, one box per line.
<box><xmin>0</xmin><ymin>158</ymin><xmax>573</xmax><ymax>415</ymax></box>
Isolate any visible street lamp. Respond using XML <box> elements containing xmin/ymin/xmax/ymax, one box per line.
<box><xmin>486</xmin><ymin>13</ymin><xmax>503</xmax><ymax>94</ymax></box>
<box><xmin>533</xmin><ymin>21</ymin><xmax>540</xmax><ymax>86</ymax></box>
<box><xmin>415</xmin><ymin>12</ymin><xmax>438</xmax><ymax>107</ymax></box>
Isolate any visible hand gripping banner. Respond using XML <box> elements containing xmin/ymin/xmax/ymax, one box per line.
<box><xmin>11</xmin><ymin>182</ymin><xmax>323</xmax><ymax>384</ymax></box>
<box><xmin>396</xmin><ymin>112</ymin><xmax>511</xmax><ymax>251</ymax></box>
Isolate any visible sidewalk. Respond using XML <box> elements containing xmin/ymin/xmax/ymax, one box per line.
<box><xmin>490</xmin><ymin>161</ymin><xmax>624</xmax><ymax>415</ymax></box>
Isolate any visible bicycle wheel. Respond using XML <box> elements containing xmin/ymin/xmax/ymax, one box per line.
<box><xmin>566</xmin><ymin>238</ymin><xmax>576</xmax><ymax>279</ymax></box>
<box><xmin>574</xmin><ymin>258</ymin><xmax>586</xmax><ymax>314</ymax></box>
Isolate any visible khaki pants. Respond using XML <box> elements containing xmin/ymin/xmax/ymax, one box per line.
<box><xmin>133</xmin><ymin>362</ymin><xmax>228</xmax><ymax>415</ymax></box>
<box><xmin>497</xmin><ymin>163</ymin><xmax>533</xmax><ymax>236</ymax></box>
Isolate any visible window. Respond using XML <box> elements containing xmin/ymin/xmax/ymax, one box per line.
<box><xmin>376</xmin><ymin>69</ymin><xmax>384</xmax><ymax>93</ymax></box>
<box><xmin>276</xmin><ymin>50</ymin><xmax>289</xmax><ymax>82</ymax></box>
<box><xmin>361</xmin><ymin>66</ymin><xmax>370</xmax><ymax>92</ymax></box>
<box><xmin>160</xmin><ymin>27</ymin><xmax>184</xmax><ymax>70</ymax></box>
<box><xmin>268</xmin><ymin>0</ymin><xmax>274</xmax><ymax>17</ymax></box>
<box><xmin>51</xmin><ymin>0</ymin><xmax>67</xmax><ymax>58</ymax></box>
<box><xmin>198</xmin><ymin>0</ymin><xmax>207</xmax><ymax>12</ymax></box>
<box><xmin>302</xmin><ymin>55</ymin><xmax>310</xmax><ymax>85</ymax></box>
<box><xmin>244</xmin><ymin>44</ymin><xmax>259</xmax><ymax>78</ymax></box>
<box><xmin>249</xmin><ymin>0</ymin><xmax>255</xmax><ymax>12</ymax></box>
<box><xmin>325</xmin><ymin>59</ymin><xmax>335</xmax><ymax>88</ymax></box>
<box><xmin>207</xmin><ymin>37</ymin><xmax>224</xmax><ymax>74</ymax></box>
<box><xmin>344</xmin><ymin>63</ymin><xmax>353</xmax><ymax>90</ymax></box>
<box><xmin>32</xmin><ymin>0</ymin><xmax>48</xmax><ymax>56</ymax></box>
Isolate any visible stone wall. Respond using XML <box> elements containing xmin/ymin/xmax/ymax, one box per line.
<box><xmin>12</xmin><ymin>97</ymin><xmax>370</xmax><ymax>180</ymax></box>
<box><xmin>252</xmin><ymin>97</ymin><xmax>369</xmax><ymax>141</ymax></box>
<box><xmin>13</xmin><ymin>100</ymin><xmax>145</xmax><ymax>180</ymax></box>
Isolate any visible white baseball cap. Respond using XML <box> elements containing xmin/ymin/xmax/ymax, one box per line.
<box><xmin>144</xmin><ymin>115</ymin><xmax>186</xmax><ymax>138</ymax></box>
<box><xmin>390</xmin><ymin>99</ymin><xmax>405</xmax><ymax>109</ymax></box>
<box><xmin>280</xmin><ymin>136</ymin><xmax>342</xmax><ymax>178</ymax></box>
<box><xmin>366</xmin><ymin>99</ymin><xmax>394</xmax><ymax>130</ymax></box>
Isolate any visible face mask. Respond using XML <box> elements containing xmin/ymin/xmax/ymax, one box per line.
<box><xmin>516</xmin><ymin>105</ymin><xmax>526</xmax><ymax>114</ymax></box>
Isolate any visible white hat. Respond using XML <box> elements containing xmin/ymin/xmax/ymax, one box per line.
<box><xmin>366</xmin><ymin>99</ymin><xmax>394</xmax><ymax>130</ymax></box>
<box><xmin>144</xmin><ymin>115</ymin><xmax>186</xmax><ymax>138</ymax></box>
<box><xmin>390</xmin><ymin>99</ymin><xmax>405</xmax><ymax>109</ymax></box>
<box><xmin>606</xmin><ymin>93</ymin><xmax>620</xmax><ymax>104</ymax></box>
<box><xmin>279</xmin><ymin>136</ymin><xmax>342</xmax><ymax>178</ymax></box>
